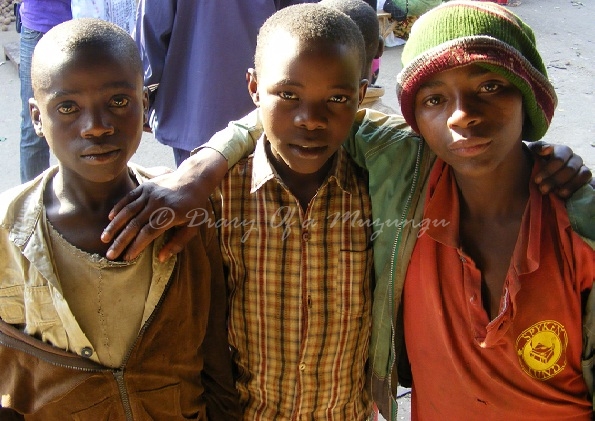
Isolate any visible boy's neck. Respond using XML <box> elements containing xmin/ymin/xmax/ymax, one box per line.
<box><xmin>265</xmin><ymin>142</ymin><xmax>334</xmax><ymax>211</ymax></box>
<box><xmin>455</xmin><ymin>147</ymin><xmax>533</xmax><ymax>320</ymax></box>
<box><xmin>50</xmin><ymin>168</ymin><xmax>138</xmax><ymax>214</ymax></box>
<box><xmin>454</xmin><ymin>148</ymin><xmax>532</xmax><ymax>221</ymax></box>
<box><xmin>43</xmin><ymin>168</ymin><xmax>138</xmax><ymax>257</ymax></box>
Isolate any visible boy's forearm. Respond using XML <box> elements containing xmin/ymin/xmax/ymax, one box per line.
<box><xmin>177</xmin><ymin>148</ymin><xmax>229</xmax><ymax>197</ymax></box>
<box><xmin>201</xmin><ymin>108</ymin><xmax>263</xmax><ymax>169</ymax></box>
<box><xmin>203</xmin><ymin>107</ymin><xmax>414</xmax><ymax>174</ymax></box>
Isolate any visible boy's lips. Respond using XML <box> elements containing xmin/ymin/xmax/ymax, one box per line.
<box><xmin>448</xmin><ymin>138</ymin><xmax>492</xmax><ymax>157</ymax></box>
<box><xmin>80</xmin><ymin>146</ymin><xmax>121</xmax><ymax>163</ymax></box>
<box><xmin>289</xmin><ymin>143</ymin><xmax>328</xmax><ymax>159</ymax></box>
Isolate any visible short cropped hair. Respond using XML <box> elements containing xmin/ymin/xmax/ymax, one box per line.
<box><xmin>319</xmin><ymin>0</ymin><xmax>380</xmax><ymax>69</ymax></box>
<box><xmin>32</xmin><ymin>18</ymin><xmax>142</xmax><ymax>92</ymax></box>
<box><xmin>255</xmin><ymin>4</ymin><xmax>366</xmax><ymax>76</ymax></box>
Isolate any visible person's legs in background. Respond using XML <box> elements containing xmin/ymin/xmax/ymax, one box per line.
<box><xmin>19</xmin><ymin>26</ymin><xmax>49</xmax><ymax>183</ymax></box>
<box><xmin>362</xmin><ymin>0</ymin><xmax>377</xmax><ymax>9</ymax></box>
<box><xmin>173</xmin><ymin>147</ymin><xmax>191</xmax><ymax>167</ymax></box>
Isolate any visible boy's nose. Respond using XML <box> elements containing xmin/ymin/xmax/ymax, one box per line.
<box><xmin>447</xmin><ymin>95</ymin><xmax>481</xmax><ymax>129</ymax></box>
<box><xmin>80</xmin><ymin>108</ymin><xmax>115</xmax><ymax>139</ymax></box>
<box><xmin>294</xmin><ymin>102</ymin><xmax>327</xmax><ymax>130</ymax></box>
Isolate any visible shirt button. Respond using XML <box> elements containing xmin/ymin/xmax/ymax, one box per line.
<box><xmin>299</xmin><ymin>363</ymin><xmax>306</xmax><ymax>371</ymax></box>
<box><xmin>302</xmin><ymin>231</ymin><xmax>310</xmax><ymax>241</ymax></box>
<box><xmin>470</xmin><ymin>294</ymin><xmax>477</xmax><ymax>303</ymax></box>
<box><xmin>81</xmin><ymin>347</ymin><xmax>94</xmax><ymax>358</ymax></box>
<box><xmin>460</xmin><ymin>256</ymin><xmax>467</xmax><ymax>263</ymax></box>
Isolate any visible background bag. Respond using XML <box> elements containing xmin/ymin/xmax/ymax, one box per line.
<box><xmin>14</xmin><ymin>2</ymin><xmax>21</xmax><ymax>33</ymax></box>
<box><xmin>383</xmin><ymin>0</ymin><xmax>408</xmax><ymax>21</ymax></box>
<box><xmin>389</xmin><ymin>0</ymin><xmax>442</xmax><ymax>17</ymax></box>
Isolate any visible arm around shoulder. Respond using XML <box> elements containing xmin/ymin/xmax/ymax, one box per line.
<box><xmin>202</xmin><ymin>108</ymin><xmax>263</xmax><ymax>169</ymax></box>
<box><xmin>566</xmin><ymin>183</ymin><xmax>595</xmax><ymax>244</ymax></box>
<box><xmin>342</xmin><ymin>108</ymin><xmax>417</xmax><ymax>169</ymax></box>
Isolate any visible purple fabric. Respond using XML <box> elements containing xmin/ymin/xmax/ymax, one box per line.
<box><xmin>135</xmin><ymin>0</ymin><xmax>317</xmax><ymax>152</ymax></box>
<box><xmin>20</xmin><ymin>0</ymin><xmax>72</xmax><ymax>34</ymax></box>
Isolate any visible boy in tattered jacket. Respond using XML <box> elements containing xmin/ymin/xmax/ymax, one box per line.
<box><xmin>0</xmin><ymin>19</ymin><xmax>239</xmax><ymax>421</ymax></box>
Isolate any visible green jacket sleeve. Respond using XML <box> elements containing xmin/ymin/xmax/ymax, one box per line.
<box><xmin>566</xmin><ymin>183</ymin><xmax>595</xmax><ymax>244</ymax></box>
<box><xmin>203</xmin><ymin>107</ymin><xmax>415</xmax><ymax>172</ymax></box>
<box><xmin>202</xmin><ymin>109</ymin><xmax>263</xmax><ymax>169</ymax></box>
<box><xmin>342</xmin><ymin>108</ymin><xmax>416</xmax><ymax>169</ymax></box>
<box><xmin>569</xmin><ymin>184</ymin><xmax>595</xmax><ymax>408</ymax></box>
<box><xmin>582</xmin><ymin>283</ymin><xmax>595</xmax><ymax>409</ymax></box>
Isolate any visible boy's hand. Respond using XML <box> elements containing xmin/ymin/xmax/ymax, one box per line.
<box><xmin>101</xmin><ymin>148</ymin><xmax>228</xmax><ymax>262</ymax></box>
<box><xmin>527</xmin><ymin>141</ymin><xmax>593</xmax><ymax>197</ymax></box>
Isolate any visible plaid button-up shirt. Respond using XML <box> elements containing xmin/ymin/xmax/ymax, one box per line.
<box><xmin>211</xmin><ymin>138</ymin><xmax>374</xmax><ymax>420</ymax></box>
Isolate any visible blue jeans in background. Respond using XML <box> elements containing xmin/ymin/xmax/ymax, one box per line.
<box><xmin>20</xmin><ymin>26</ymin><xmax>49</xmax><ymax>183</ymax></box>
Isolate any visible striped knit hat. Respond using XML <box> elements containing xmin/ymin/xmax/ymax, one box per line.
<box><xmin>396</xmin><ymin>0</ymin><xmax>557</xmax><ymax>141</ymax></box>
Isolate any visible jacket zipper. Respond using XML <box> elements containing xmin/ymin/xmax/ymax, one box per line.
<box><xmin>387</xmin><ymin>140</ymin><xmax>424</xmax><ymax>421</ymax></box>
<box><xmin>113</xmin><ymin>370</ymin><xmax>133</xmax><ymax>421</ymax></box>
<box><xmin>0</xmin><ymin>271</ymin><xmax>175</xmax><ymax>420</ymax></box>
<box><xmin>113</xmin><ymin>273</ymin><xmax>176</xmax><ymax>421</ymax></box>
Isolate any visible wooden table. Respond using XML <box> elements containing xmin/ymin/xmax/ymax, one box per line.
<box><xmin>377</xmin><ymin>11</ymin><xmax>398</xmax><ymax>40</ymax></box>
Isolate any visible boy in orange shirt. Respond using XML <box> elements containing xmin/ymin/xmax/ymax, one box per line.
<box><xmin>398</xmin><ymin>2</ymin><xmax>594</xmax><ymax>419</ymax></box>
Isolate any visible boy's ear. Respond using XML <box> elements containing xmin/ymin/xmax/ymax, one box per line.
<box><xmin>375</xmin><ymin>36</ymin><xmax>385</xmax><ymax>59</ymax></box>
<box><xmin>358</xmin><ymin>79</ymin><xmax>368</xmax><ymax>106</ymax></box>
<box><xmin>142</xmin><ymin>86</ymin><xmax>150</xmax><ymax>124</ymax></box>
<box><xmin>246</xmin><ymin>68</ymin><xmax>260</xmax><ymax>106</ymax></box>
<box><xmin>29</xmin><ymin>98</ymin><xmax>44</xmax><ymax>137</ymax></box>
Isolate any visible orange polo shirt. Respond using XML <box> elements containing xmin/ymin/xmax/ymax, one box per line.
<box><xmin>403</xmin><ymin>160</ymin><xmax>593</xmax><ymax>421</ymax></box>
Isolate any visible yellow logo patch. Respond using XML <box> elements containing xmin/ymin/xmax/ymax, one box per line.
<box><xmin>516</xmin><ymin>320</ymin><xmax>567</xmax><ymax>380</ymax></box>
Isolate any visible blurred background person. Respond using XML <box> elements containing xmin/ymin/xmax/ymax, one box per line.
<box><xmin>133</xmin><ymin>0</ymin><xmax>317</xmax><ymax>167</ymax></box>
<box><xmin>18</xmin><ymin>0</ymin><xmax>71</xmax><ymax>183</ymax></box>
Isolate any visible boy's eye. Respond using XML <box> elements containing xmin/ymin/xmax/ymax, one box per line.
<box><xmin>57</xmin><ymin>102</ymin><xmax>79</xmax><ymax>114</ymax></box>
<box><xmin>329</xmin><ymin>95</ymin><xmax>348</xmax><ymax>103</ymax></box>
<box><xmin>423</xmin><ymin>95</ymin><xmax>444</xmax><ymax>107</ymax></box>
<box><xmin>110</xmin><ymin>96</ymin><xmax>130</xmax><ymax>107</ymax></box>
<box><xmin>278</xmin><ymin>91</ymin><xmax>298</xmax><ymax>100</ymax></box>
<box><xmin>479</xmin><ymin>82</ymin><xmax>502</xmax><ymax>93</ymax></box>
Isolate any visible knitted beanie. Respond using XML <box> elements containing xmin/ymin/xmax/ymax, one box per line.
<box><xmin>396</xmin><ymin>0</ymin><xmax>557</xmax><ymax>141</ymax></box>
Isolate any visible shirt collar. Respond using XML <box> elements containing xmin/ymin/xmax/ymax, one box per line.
<box><xmin>250</xmin><ymin>135</ymin><xmax>357</xmax><ymax>195</ymax></box>
<box><xmin>4</xmin><ymin>164</ymin><xmax>151</xmax><ymax>249</ymax></box>
<box><xmin>423</xmin><ymin>160</ymin><xmax>460</xmax><ymax>248</ymax></box>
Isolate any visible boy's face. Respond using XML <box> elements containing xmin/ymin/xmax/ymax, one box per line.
<box><xmin>249</xmin><ymin>34</ymin><xmax>366</xmax><ymax>175</ymax></box>
<box><xmin>30</xmin><ymin>48</ymin><xmax>148</xmax><ymax>184</ymax></box>
<box><xmin>414</xmin><ymin>64</ymin><xmax>525</xmax><ymax>178</ymax></box>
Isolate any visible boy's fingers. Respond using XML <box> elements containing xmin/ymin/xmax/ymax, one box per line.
<box><xmin>157</xmin><ymin>227</ymin><xmax>199</xmax><ymax>263</ymax></box>
<box><xmin>538</xmin><ymin>159</ymin><xmax>592</xmax><ymax>197</ymax></box>
<box><xmin>555</xmin><ymin>164</ymin><xmax>593</xmax><ymax>197</ymax></box>
<box><xmin>121</xmin><ymin>221</ymin><xmax>169</xmax><ymax>261</ymax></box>
<box><xmin>108</xmin><ymin>185</ymin><xmax>144</xmax><ymax>222</ymax></box>
<box><xmin>534</xmin><ymin>148</ymin><xmax>579</xmax><ymax>185</ymax></box>
<box><xmin>104</xmin><ymin>213</ymin><xmax>147</xmax><ymax>260</ymax></box>
<box><xmin>526</xmin><ymin>140</ymin><xmax>552</xmax><ymax>157</ymax></box>
<box><xmin>102</xmin><ymin>192</ymin><xmax>147</xmax><ymax>244</ymax></box>
<box><xmin>105</xmin><ymin>197</ymin><xmax>177</xmax><ymax>260</ymax></box>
